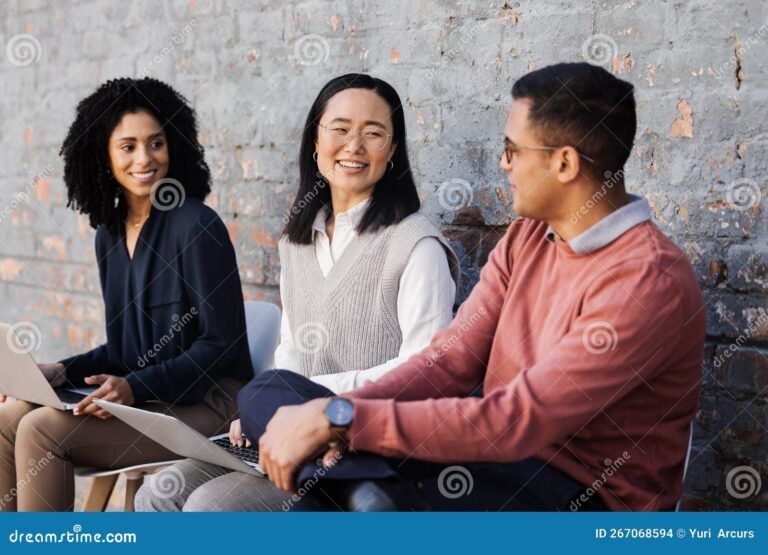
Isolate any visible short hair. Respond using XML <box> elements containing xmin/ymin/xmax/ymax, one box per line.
<box><xmin>60</xmin><ymin>77</ymin><xmax>211</xmax><ymax>233</ymax></box>
<box><xmin>511</xmin><ymin>62</ymin><xmax>636</xmax><ymax>183</ymax></box>
<box><xmin>283</xmin><ymin>73</ymin><xmax>420</xmax><ymax>244</ymax></box>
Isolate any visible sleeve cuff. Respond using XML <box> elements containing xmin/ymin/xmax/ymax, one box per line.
<box><xmin>349</xmin><ymin>398</ymin><xmax>392</xmax><ymax>453</ymax></box>
<box><xmin>125</xmin><ymin>372</ymin><xmax>154</xmax><ymax>405</ymax></box>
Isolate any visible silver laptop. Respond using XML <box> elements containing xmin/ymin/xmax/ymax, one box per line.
<box><xmin>0</xmin><ymin>323</ymin><xmax>98</xmax><ymax>410</ymax></box>
<box><xmin>93</xmin><ymin>398</ymin><xmax>264</xmax><ymax>476</ymax></box>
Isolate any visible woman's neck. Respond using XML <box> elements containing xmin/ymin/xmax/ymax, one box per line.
<box><xmin>124</xmin><ymin>194</ymin><xmax>152</xmax><ymax>224</ymax></box>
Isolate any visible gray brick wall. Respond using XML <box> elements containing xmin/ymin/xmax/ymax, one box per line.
<box><xmin>0</xmin><ymin>0</ymin><xmax>765</xmax><ymax>509</ymax></box>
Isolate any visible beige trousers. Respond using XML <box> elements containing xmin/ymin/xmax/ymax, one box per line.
<box><xmin>0</xmin><ymin>378</ymin><xmax>243</xmax><ymax>511</ymax></box>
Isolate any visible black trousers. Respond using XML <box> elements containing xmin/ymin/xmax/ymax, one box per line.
<box><xmin>237</xmin><ymin>370</ymin><xmax>607</xmax><ymax>512</ymax></box>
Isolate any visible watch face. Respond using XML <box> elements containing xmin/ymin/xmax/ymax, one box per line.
<box><xmin>326</xmin><ymin>398</ymin><xmax>354</xmax><ymax>427</ymax></box>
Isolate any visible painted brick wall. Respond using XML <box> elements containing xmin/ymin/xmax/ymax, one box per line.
<box><xmin>0</xmin><ymin>0</ymin><xmax>765</xmax><ymax>509</ymax></box>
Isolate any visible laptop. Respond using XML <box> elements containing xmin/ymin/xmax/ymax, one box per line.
<box><xmin>0</xmin><ymin>323</ymin><xmax>98</xmax><ymax>410</ymax></box>
<box><xmin>93</xmin><ymin>398</ymin><xmax>264</xmax><ymax>476</ymax></box>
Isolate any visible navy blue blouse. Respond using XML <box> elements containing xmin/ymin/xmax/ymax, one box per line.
<box><xmin>61</xmin><ymin>199</ymin><xmax>252</xmax><ymax>405</ymax></box>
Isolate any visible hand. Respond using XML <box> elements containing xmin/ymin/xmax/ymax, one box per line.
<box><xmin>229</xmin><ymin>418</ymin><xmax>251</xmax><ymax>448</ymax></box>
<box><xmin>38</xmin><ymin>363</ymin><xmax>66</xmax><ymax>387</ymax></box>
<box><xmin>0</xmin><ymin>393</ymin><xmax>6</xmax><ymax>403</ymax></box>
<box><xmin>258</xmin><ymin>398</ymin><xmax>340</xmax><ymax>493</ymax></box>
<box><xmin>74</xmin><ymin>374</ymin><xmax>135</xmax><ymax>419</ymax></box>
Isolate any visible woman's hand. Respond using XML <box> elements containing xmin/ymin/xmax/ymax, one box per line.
<box><xmin>73</xmin><ymin>374</ymin><xmax>135</xmax><ymax>419</ymax></box>
<box><xmin>229</xmin><ymin>418</ymin><xmax>251</xmax><ymax>448</ymax></box>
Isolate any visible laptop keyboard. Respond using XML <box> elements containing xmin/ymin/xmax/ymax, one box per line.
<box><xmin>210</xmin><ymin>436</ymin><xmax>260</xmax><ymax>465</ymax></box>
<box><xmin>56</xmin><ymin>389</ymin><xmax>88</xmax><ymax>404</ymax></box>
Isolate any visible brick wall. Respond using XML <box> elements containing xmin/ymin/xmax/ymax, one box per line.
<box><xmin>0</xmin><ymin>0</ymin><xmax>765</xmax><ymax>509</ymax></box>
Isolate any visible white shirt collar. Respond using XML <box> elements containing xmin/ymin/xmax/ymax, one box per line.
<box><xmin>312</xmin><ymin>197</ymin><xmax>372</xmax><ymax>237</ymax></box>
<box><xmin>545</xmin><ymin>194</ymin><xmax>652</xmax><ymax>254</ymax></box>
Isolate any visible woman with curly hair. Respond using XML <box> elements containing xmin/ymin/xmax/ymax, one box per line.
<box><xmin>0</xmin><ymin>78</ymin><xmax>252</xmax><ymax>511</ymax></box>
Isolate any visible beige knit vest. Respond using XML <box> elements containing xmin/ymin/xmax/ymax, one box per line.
<box><xmin>279</xmin><ymin>212</ymin><xmax>460</xmax><ymax>377</ymax></box>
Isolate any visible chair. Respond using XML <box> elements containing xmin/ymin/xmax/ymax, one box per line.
<box><xmin>675</xmin><ymin>421</ymin><xmax>695</xmax><ymax>512</ymax></box>
<box><xmin>76</xmin><ymin>300</ymin><xmax>282</xmax><ymax>511</ymax></box>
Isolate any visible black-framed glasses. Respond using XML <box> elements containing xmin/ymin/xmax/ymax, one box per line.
<box><xmin>503</xmin><ymin>138</ymin><xmax>595</xmax><ymax>165</ymax></box>
<box><xmin>319</xmin><ymin>123</ymin><xmax>392</xmax><ymax>152</ymax></box>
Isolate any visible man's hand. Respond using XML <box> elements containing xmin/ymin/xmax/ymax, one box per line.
<box><xmin>39</xmin><ymin>362</ymin><xmax>66</xmax><ymax>387</ymax></box>
<box><xmin>259</xmin><ymin>398</ymin><xmax>342</xmax><ymax>493</ymax></box>
<box><xmin>73</xmin><ymin>375</ymin><xmax>135</xmax><ymax>419</ymax></box>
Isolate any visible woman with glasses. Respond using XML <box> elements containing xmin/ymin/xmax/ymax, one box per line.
<box><xmin>136</xmin><ymin>73</ymin><xmax>460</xmax><ymax>512</ymax></box>
<box><xmin>0</xmin><ymin>78</ymin><xmax>252</xmax><ymax>511</ymax></box>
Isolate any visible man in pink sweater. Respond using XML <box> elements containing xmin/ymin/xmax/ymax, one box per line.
<box><xmin>251</xmin><ymin>63</ymin><xmax>706</xmax><ymax>511</ymax></box>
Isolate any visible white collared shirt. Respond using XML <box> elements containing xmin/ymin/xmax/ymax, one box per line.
<box><xmin>274</xmin><ymin>198</ymin><xmax>456</xmax><ymax>393</ymax></box>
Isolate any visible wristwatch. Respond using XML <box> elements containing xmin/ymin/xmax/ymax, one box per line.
<box><xmin>325</xmin><ymin>397</ymin><xmax>354</xmax><ymax>430</ymax></box>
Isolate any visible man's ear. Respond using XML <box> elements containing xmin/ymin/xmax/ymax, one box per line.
<box><xmin>555</xmin><ymin>146</ymin><xmax>581</xmax><ymax>183</ymax></box>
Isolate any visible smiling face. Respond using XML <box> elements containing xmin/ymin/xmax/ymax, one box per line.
<box><xmin>315</xmin><ymin>88</ymin><xmax>396</xmax><ymax>206</ymax></box>
<box><xmin>499</xmin><ymin>98</ymin><xmax>563</xmax><ymax>221</ymax></box>
<box><xmin>108</xmin><ymin>110</ymin><xmax>169</xmax><ymax>203</ymax></box>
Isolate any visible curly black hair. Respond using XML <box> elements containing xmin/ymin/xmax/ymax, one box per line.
<box><xmin>60</xmin><ymin>77</ymin><xmax>211</xmax><ymax>232</ymax></box>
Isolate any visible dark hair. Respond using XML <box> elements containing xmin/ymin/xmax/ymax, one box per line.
<box><xmin>283</xmin><ymin>73</ymin><xmax>420</xmax><ymax>244</ymax></box>
<box><xmin>60</xmin><ymin>77</ymin><xmax>211</xmax><ymax>232</ymax></box>
<box><xmin>511</xmin><ymin>62</ymin><xmax>636</xmax><ymax>183</ymax></box>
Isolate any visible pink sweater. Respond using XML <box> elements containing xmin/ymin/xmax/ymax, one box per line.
<box><xmin>349</xmin><ymin>217</ymin><xmax>705</xmax><ymax>510</ymax></box>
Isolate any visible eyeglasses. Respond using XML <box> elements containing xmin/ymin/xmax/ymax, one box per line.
<box><xmin>503</xmin><ymin>138</ymin><xmax>595</xmax><ymax>165</ymax></box>
<box><xmin>319</xmin><ymin>123</ymin><xmax>392</xmax><ymax>152</ymax></box>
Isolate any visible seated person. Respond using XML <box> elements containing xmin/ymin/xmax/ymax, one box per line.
<box><xmin>241</xmin><ymin>62</ymin><xmax>706</xmax><ymax>511</ymax></box>
<box><xmin>135</xmin><ymin>73</ymin><xmax>460</xmax><ymax>512</ymax></box>
<box><xmin>0</xmin><ymin>78</ymin><xmax>252</xmax><ymax>511</ymax></box>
